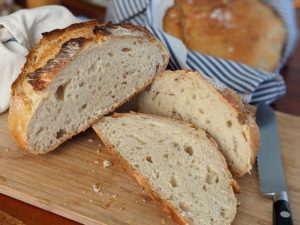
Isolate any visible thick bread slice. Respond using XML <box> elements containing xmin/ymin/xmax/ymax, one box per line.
<box><xmin>138</xmin><ymin>70</ymin><xmax>259</xmax><ymax>177</ymax></box>
<box><xmin>8</xmin><ymin>21</ymin><xmax>169</xmax><ymax>153</ymax></box>
<box><xmin>93</xmin><ymin>113</ymin><xmax>238</xmax><ymax>225</ymax></box>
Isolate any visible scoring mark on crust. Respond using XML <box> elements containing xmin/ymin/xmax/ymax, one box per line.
<box><xmin>27</xmin><ymin>37</ymin><xmax>86</xmax><ymax>91</ymax></box>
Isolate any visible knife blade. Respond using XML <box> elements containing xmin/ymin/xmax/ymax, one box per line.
<box><xmin>256</xmin><ymin>103</ymin><xmax>293</xmax><ymax>225</ymax></box>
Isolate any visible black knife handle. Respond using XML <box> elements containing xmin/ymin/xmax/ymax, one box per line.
<box><xmin>273</xmin><ymin>200</ymin><xmax>293</xmax><ymax>225</ymax></box>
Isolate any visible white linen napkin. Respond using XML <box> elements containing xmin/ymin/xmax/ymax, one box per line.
<box><xmin>0</xmin><ymin>5</ymin><xmax>81</xmax><ymax>113</ymax></box>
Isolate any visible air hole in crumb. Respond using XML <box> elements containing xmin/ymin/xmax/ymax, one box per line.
<box><xmin>121</xmin><ymin>123</ymin><xmax>126</xmax><ymax>126</ymax></box>
<box><xmin>242</xmin><ymin>131</ymin><xmax>247</xmax><ymax>142</ymax></box>
<box><xmin>172</xmin><ymin>142</ymin><xmax>180</xmax><ymax>151</ymax></box>
<box><xmin>35</xmin><ymin>127</ymin><xmax>44</xmax><ymax>136</ymax></box>
<box><xmin>134</xmin><ymin>164</ymin><xmax>139</xmax><ymax>168</ymax></box>
<box><xmin>146</xmin><ymin>156</ymin><xmax>153</xmax><ymax>163</ymax></box>
<box><xmin>179</xmin><ymin>201</ymin><xmax>190</xmax><ymax>212</ymax></box>
<box><xmin>55</xmin><ymin>82</ymin><xmax>69</xmax><ymax>101</ymax></box>
<box><xmin>122</xmin><ymin>47</ymin><xmax>131</xmax><ymax>52</ymax></box>
<box><xmin>79</xmin><ymin>82</ymin><xmax>84</xmax><ymax>87</ymax></box>
<box><xmin>177</xmin><ymin>161</ymin><xmax>181</xmax><ymax>166</ymax></box>
<box><xmin>202</xmin><ymin>184</ymin><xmax>208</xmax><ymax>191</ymax></box>
<box><xmin>108</xmin><ymin>52</ymin><xmax>113</xmax><ymax>57</ymax></box>
<box><xmin>207</xmin><ymin>166</ymin><xmax>211</xmax><ymax>172</ymax></box>
<box><xmin>155</xmin><ymin>64</ymin><xmax>160</xmax><ymax>72</ymax></box>
<box><xmin>221</xmin><ymin>208</ymin><xmax>227</xmax><ymax>218</ymax></box>
<box><xmin>163</xmin><ymin>153</ymin><xmax>168</xmax><ymax>159</ymax></box>
<box><xmin>75</xmin><ymin>94</ymin><xmax>79</xmax><ymax>99</ymax></box>
<box><xmin>192</xmin><ymin>94</ymin><xmax>196</xmax><ymax>99</ymax></box>
<box><xmin>112</xmin><ymin>95</ymin><xmax>115</xmax><ymax>98</ymax></box>
<box><xmin>227</xmin><ymin>120</ymin><xmax>232</xmax><ymax>128</ymax></box>
<box><xmin>168</xmin><ymin>194</ymin><xmax>174</xmax><ymax>200</ymax></box>
<box><xmin>121</xmin><ymin>81</ymin><xmax>127</xmax><ymax>85</ymax></box>
<box><xmin>184</xmin><ymin>145</ymin><xmax>193</xmax><ymax>156</ymax></box>
<box><xmin>170</xmin><ymin>176</ymin><xmax>178</xmax><ymax>188</ymax></box>
<box><xmin>198</xmin><ymin>108</ymin><xmax>203</xmax><ymax>114</ymax></box>
<box><xmin>88</xmin><ymin>63</ymin><xmax>97</xmax><ymax>74</ymax></box>
<box><xmin>81</xmin><ymin>104</ymin><xmax>87</xmax><ymax>110</ymax></box>
<box><xmin>206</xmin><ymin>119</ymin><xmax>210</xmax><ymax>124</ymax></box>
<box><xmin>206</xmin><ymin>172</ymin><xmax>219</xmax><ymax>184</ymax></box>
<box><xmin>56</xmin><ymin>129</ymin><xmax>66</xmax><ymax>139</ymax></box>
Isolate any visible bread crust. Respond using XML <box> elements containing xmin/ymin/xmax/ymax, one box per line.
<box><xmin>93</xmin><ymin>112</ymin><xmax>238</xmax><ymax>225</ymax></box>
<box><xmin>8</xmin><ymin>21</ymin><xmax>169</xmax><ymax>153</ymax></box>
<box><xmin>163</xmin><ymin>0</ymin><xmax>286</xmax><ymax>72</ymax></box>
<box><xmin>140</xmin><ymin>70</ymin><xmax>260</xmax><ymax>177</ymax></box>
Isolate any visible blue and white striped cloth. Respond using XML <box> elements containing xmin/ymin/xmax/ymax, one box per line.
<box><xmin>106</xmin><ymin>0</ymin><xmax>298</xmax><ymax>104</ymax></box>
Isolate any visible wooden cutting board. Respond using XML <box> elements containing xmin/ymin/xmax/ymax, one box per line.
<box><xmin>0</xmin><ymin>112</ymin><xmax>299</xmax><ymax>225</ymax></box>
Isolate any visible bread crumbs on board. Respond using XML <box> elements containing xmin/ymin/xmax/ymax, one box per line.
<box><xmin>126</xmin><ymin>219</ymin><xmax>135</xmax><ymax>224</ymax></box>
<box><xmin>92</xmin><ymin>183</ymin><xmax>102</xmax><ymax>194</ymax></box>
<box><xmin>111</xmin><ymin>194</ymin><xmax>118</xmax><ymax>199</ymax></box>
<box><xmin>103</xmin><ymin>160</ymin><xmax>112</xmax><ymax>168</ymax></box>
<box><xmin>160</xmin><ymin>218</ymin><xmax>166</xmax><ymax>224</ymax></box>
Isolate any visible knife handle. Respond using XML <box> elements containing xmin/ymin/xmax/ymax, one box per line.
<box><xmin>273</xmin><ymin>200</ymin><xmax>293</xmax><ymax>225</ymax></box>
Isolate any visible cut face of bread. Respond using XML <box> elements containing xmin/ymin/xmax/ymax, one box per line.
<box><xmin>8</xmin><ymin>22</ymin><xmax>169</xmax><ymax>153</ymax></box>
<box><xmin>138</xmin><ymin>70</ymin><xmax>259</xmax><ymax>177</ymax></box>
<box><xmin>93</xmin><ymin>113</ymin><xmax>237</xmax><ymax>225</ymax></box>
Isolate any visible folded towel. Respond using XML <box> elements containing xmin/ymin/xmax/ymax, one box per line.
<box><xmin>0</xmin><ymin>6</ymin><xmax>81</xmax><ymax>113</ymax></box>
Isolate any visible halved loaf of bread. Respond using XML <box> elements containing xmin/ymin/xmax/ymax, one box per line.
<box><xmin>137</xmin><ymin>70</ymin><xmax>259</xmax><ymax>177</ymax></box>
<box><xmin>8</xmin><ymin>21</ymin><xmax>169</xmax><ymax>153</ymax></box>
<box><xmin>93</xmin><ymin>113</ymin><xmax>238</xmax><ymax>225</ymax></box>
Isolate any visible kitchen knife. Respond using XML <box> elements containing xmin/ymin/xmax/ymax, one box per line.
<box><xmin>256</xmin><ymin>103</ymin><xmax>293</xmax><ymax>225</ymax></box>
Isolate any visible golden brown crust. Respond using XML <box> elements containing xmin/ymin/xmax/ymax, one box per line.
<box><xmin>93</xmin><ymin>112</ymin><xmax>237</xmax><ymax>225</ymax></box>
<box><xmin>163</xmin><ymin>0</ymin><xmax>286</xmax><ymax>72</ymax></box>
<box><xmin>163</xmin><ymin>4</ymin><xmax>184</xmax><ymax>40</ymax></box>
<box><xmin>8</xmin><ymin>21</ymin><xmax>169</xmax><ymax>153</ymax></box>
<box><xmin>154</xmin><ymin>70</ymin><xmax>260</xmax><ymax>177</ymax></box>
<box><xmin>8</xmin><ymin>92</ymin><xmax>31</xmax><ymax>150</ymax></box>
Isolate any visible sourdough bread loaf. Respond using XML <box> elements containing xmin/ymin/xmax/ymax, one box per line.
<box><xmin>8</xmin><ymin>21</ymin><xmax>169</xmax><ymax>153</ymax></box>
<box><xmin>93</xmin><ymin>113</ymin><xmax>238</xmax><ymax>225</ymax></box>
<box><xmin>164</xmin><ymin>0</ymin><xmax>286</xmax><ymax>72</ymax></box>
<box><xmin>138</xmin><ymin>70</ymin><xmax>259</xmax><ymax>177</ymax></box>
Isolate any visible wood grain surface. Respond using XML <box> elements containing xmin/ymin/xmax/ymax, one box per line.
<box><xmin>1</xmin><ymin>3</ymin><xmax>300</xmax><ymax>225</ymax></box>
<box><xmin>0</xmin><ymin>112</ymin><xmax>299</xmax><ymax>225</ymax></box>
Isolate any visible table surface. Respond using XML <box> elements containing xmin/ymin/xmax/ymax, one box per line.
<box><xmin>1</xmin><ymin>5</ymin><xmax>300</xmax><ymax>225</ymax></box>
